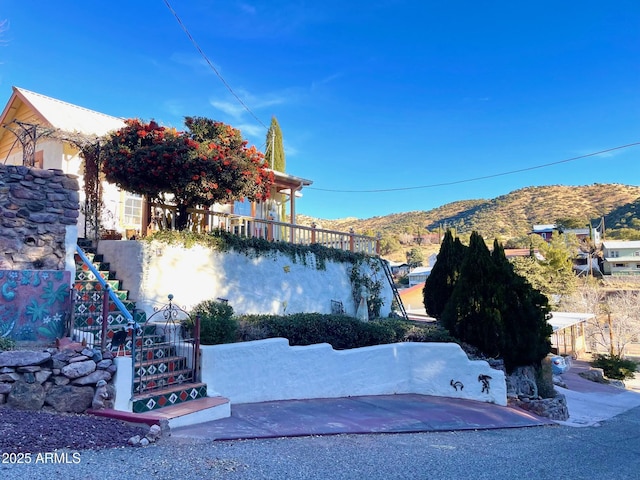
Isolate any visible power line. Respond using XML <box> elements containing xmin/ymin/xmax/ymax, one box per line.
<box><xmin>163</xmin><ymin>0</ymin><xmax>268</xmax><ymax>130</ymax></box>
<box><xmin>308</xmin><ymin>142</ymin><xmax>640</xmax><ymax>193</ymax></box>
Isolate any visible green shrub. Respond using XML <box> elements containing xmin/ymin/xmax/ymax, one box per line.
<box><xmin>189</xmin><ymin>299</ymin><xmax>237</xmax><ymax>345</ymax></box>
<box><xmin>236</xmin><ymin>313</ymin><xmax>405</xmax><ymax>349</ymax></box>
<box><xmin>402</xmin><ymin>324</ymin><xmax>457</xmax><ymax>343</ymax></box>
<box><xmin>0</xmin><ymin>337</ymin><xmax>15</xmax><ymax>351</ymax></box>
<box><xmin>591</xmin><ymin>354</ymin><xmax>638</xmax><ymax>381</ymax></box>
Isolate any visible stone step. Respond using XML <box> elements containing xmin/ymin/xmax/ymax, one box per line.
<box><xmin>89</xmin><ymin>396</ymin><xmax>231</xmax><ymax>429</ymax></box>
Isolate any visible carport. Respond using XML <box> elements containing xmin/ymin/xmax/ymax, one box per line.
<box><xmin>548</xmin><ymin>312</ymin><xmax>594</xmax><ymax>357</ymax></box>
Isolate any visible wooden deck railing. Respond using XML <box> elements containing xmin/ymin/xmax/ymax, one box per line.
<box><xmin>147</xmin><ymin>205</ymin><xmax>380</xmax><ymax>255</ymax></box>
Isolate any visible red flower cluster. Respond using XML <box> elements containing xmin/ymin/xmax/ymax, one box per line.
<box><xmin>101</xmin><ymin>118</ymin><xmax>274</xmax><ymax>227</ymax></box>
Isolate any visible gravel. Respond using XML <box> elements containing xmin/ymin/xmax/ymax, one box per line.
<box><xmin>0</xmin><ymin>406</ymin><xmax>148</xmax><ymax>453</ymax></box>
<box><xmin>2</xmin><ymin>405</ymin><xmax>639</xmax><ymax>480</ymax></box>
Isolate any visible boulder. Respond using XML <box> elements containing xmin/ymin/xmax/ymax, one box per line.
<box><xmin>0</xmin><ymin>383</ymin><xmax>12</xmax><ymax>394</ymax></box>
<box><xmin>45</xmin><ymin>385</ymin><xmax>94</xmax><ymax>413</ymax></box>
<box><xmin>7</xmin><ymin>380</ymin><xmax>46</xmax><ymax>410</ymax></box>
<box><xmin>0</xmin><ymin>350</ymin><xmax>51</xmax><ymax>368</ymax></box>
<box><xmin>579</xmin><ymin>368</ymin><xmax>608</xmax><ymax>384</ymax></box>
<box><xmin>62</xmin><ymin>360</ymin><xmax>96</xmax><ymax>379</ymax></box>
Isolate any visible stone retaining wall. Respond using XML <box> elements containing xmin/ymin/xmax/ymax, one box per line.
<box><xmin>0</xmin><ymin>164</ymin><xmax>79</xmax><ymax>271</ymax></box>
<box><xmin>0</xmin><ymin>342</ymin><xmax>117</xmax><ymax>413</ymax></box>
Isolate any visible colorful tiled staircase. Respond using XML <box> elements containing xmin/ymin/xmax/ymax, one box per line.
<box><xmin>75</xmin><ymin>240</ymin><xmax>228</xmax><ymax>425</ymax></box>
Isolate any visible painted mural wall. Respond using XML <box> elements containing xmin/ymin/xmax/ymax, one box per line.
<box><xmin>0</xmin><ymin>270</ymin><xmax>71</xmax><ymax>343</ymax></box>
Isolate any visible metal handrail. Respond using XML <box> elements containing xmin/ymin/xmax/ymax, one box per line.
<box><xmin>75</xmin><ymin>245</ymin><xmax>133</xmax><ymax>324</ymax></box>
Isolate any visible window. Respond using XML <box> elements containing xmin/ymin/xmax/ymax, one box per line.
<box><xmin>123</xmin><ymin>194</ymin><xmax>143</xmax><ymax>226</ymax></box>
<box><xmin>614</xmin><ymin>263</ymin><xmax>625</xmax><ymax>268</ymax></box>
<box><xmin>609</xmin><ymin>250</ymin><xmax>619</xmax><ymax>258</ymax></box>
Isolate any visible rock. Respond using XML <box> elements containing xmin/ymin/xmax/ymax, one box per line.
<box><xmin>0</xmin><ymin>367</ymin><xmax>15</xmax><ymax>373</ymax></box>
<box><xmin>552</xmin><ymin>374</ymin><xmax>568</xmax><ymax>389</ymax></box>
<box><xmin>146</xmin><ymin>424</ymin><xmax>162</xmax><ymax>442</ymax></box>
<box><xmin>81</xmin><ymin>348</ymin><xmax>94</xmax><ymax>357</ymax></box>
<box><xmin>23</xmin><ymin>372</ymin><xmax>36</xmax><ymax>383</ymax></box>
<box><xmin>53</xmin><ymin>376</ymin><xmax>70</xmax><ymax>386</ymax></box>
<box><xmin>106</xmin><ymin>364</ymin><xmax>117</xmax><ymax>376</ymax></box>
<box><xmin>92</xmin><ymin>380</ymin><xmax>113</xmax><ymax>409</ymax></box>
<box><xmin>68</xmin><ymin>355</ymin><xmax>90</xmax><ymax>363</ymax></box>
<box><xmin>61</xmin><ymin>360</ymin><xmax>96</xmax><ymax>379</ymax></box>
<box><xmin>35</xmin><ymin>369</ymin><xmax>53</xmax><ymax>384</ymax></box>
<box><xmin>610</xmin><ymin>379</ymin><xmax>626</xmax><ymax>389</ymax></box>
<box><xmin>0</xmin><ymin>393</ymin><xmax>4</xmax><ymax>404</ymax></box>
<box><xmin>45</xmin><ymin>385</ymin><xmax>94</xmax><ymax>413</ymax></box>
<box><xmin>128</xmin><ymin>435</ymin><xmax>141</xmax><ymax>446</ymax></box>
<box><xmin>0</xmin><ymin>350</ymin><xmax>51</xmax><ymax>368</ymax></box>
<box><xmin>0</xmin><ymin>383</ymin><xmax>12</xmax><ymax>394</ymax></box>
<box><xmin>72</xmin><ymin>370</ymin><xmax>111</xmax><ymax>386</ymax></box>
<box><xmin>17</xmin><ymin>365</ymin><xmax>41</xmax><ymax>373</ymax></box>
<box><xmin>140</xmin><ymin>437</ymin><xmax>150</xmax><ymax>447</ymax></box>
<box><xmin>91</xmin><ymin>350</ymin><xmax>103</xmax><ymax>362</ymax></box>
<box><xmin>7</xmin><ymin>380</ymin><xmax>46</xmax><ymax>410</ymax></box>
<box><xmin>96</xmin><ymin>359</ymin><xmax>113</xmax><ymax>370</ymax></box>
<box><xmin>512</xmin><ymin>393</ymin><xmax>569</xmax><ymax>421</ymax></box>
<box><xmin>579</xmin><ymin>368</ymin><xmax>608</xmax><ymax>384</ymax></box>
<box><xmin>0</xmin><ymin>373</ymin><xmax>20</xmax><ymax>382</ymax></box>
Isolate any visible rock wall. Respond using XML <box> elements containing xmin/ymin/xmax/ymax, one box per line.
<box><xmin>0</xmin><ymin>164</ymin><xmax>79</xmax><ymax>270</ymax></box>
<box><xmin>0</xmin><ymin>342</ymin><xmax>117</xmax><ymax>413</ymax></box>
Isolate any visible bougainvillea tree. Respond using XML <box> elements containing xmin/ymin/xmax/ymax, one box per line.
<box><xmin>101</xmin><ymin>117</ymin><xmax>274</xmax><ymax>230</ymax></box>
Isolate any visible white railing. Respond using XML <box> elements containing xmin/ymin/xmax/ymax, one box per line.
<box><xmin>148</xmin><ymin>205</ymin><xmax>379</xmax><ymax>255</ymax></box>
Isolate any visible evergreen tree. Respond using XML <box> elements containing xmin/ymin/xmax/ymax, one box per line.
<box><xmin>423</xmin><ymin>230</ymin><xmax>466</xmax><ymax>321</ymax></box>
<box><xmin>491</xmin><ymin>240</ymin><xmax>552</xmax><ymax>372</ymax></box>
<box><xmin>265</xmin><ymin>116</ymin><xmax>286</xmax><ymax>172</ymax></box>
<box><xmin>441</xmin><ymin>232</ymin><xmax>504</xmax><ymax>357</ymax></box>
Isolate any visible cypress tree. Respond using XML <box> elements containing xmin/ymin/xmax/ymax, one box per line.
<box><xmin>265</xmin><ymin>116</ymin><xmax>286</xmax><ymax>172</ymax></box>
<box><xmin>491</xmin><ymin>239</ymin><xmax>552</xmax><ymax>372</ymax></box>
<box><xmin>423</xmin><ymin>230</ymin><xmax>466</xmax><ymax>321</ymax></box>
<box><xmin>441</xmin><ymin>232</ymin><xmax>504</xmax><ymax>357</ymax></box>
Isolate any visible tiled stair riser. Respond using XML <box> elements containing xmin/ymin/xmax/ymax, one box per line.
<box><xmin>75</xmin><ymin>242</ymin><xmax>209</xmax><ymax>415</ymax></box>
<box><xmin>132</xmin><ymin>384</ymin><xmax>208</xmax><ymax>413</ymax></box>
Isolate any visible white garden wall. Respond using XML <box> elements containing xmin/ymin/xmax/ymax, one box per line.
<box><xmin>201</xmin><ymin>339</ymin><xmax>507</xmax><ymax>406</ymax></box>
<box><xmin>97</xmin><ymin>240</ymin><xmax>393</xmax><ymax>318</ymax></box>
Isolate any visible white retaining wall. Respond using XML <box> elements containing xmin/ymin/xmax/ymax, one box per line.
<box><xmin>201</xmin><ymin>339</ymin><xmax>507</xmax><ymax>406</ymax></box>
<box><xmin>97</xmin><ymin>240</ymin><xmax>392</xmax><ymax>318</ymax></box>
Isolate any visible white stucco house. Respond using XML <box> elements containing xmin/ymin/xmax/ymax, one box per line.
<box><xmin>601</xmin><ymin>240</ymin><xmax>640</xmax><ymax>275</ymax></box>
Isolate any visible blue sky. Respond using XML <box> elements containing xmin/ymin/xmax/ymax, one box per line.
<box><xmin>2</xmin><ymin>1</ymin><xmax>639</xmax><ymax>219</ymax></box>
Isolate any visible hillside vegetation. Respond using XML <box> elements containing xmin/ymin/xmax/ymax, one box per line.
<box><xmin>300</xmin><ymin>184</ymin><xmax>640</xmax><ymax>242</ymax></box>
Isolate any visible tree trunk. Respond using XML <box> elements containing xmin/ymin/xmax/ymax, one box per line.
<box><xmin>175</xmin><ymin>204</ymin><xmax>190</xmax><ymax>231</ymax></box>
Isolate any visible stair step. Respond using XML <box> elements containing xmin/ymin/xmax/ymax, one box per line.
<box><xmin>134</xmin><ymin>369</ymin><xmax>194</xmax><ymax>392</ymax></box>
<box><xmin>88</xmin><ymin>396</ymin><xmax>231</xmax><ymax>429</ymax></box>
<box><xmin>132</xmin><ymin>382</ymin><xmax>208</xmax><ymax>413</ymax></box>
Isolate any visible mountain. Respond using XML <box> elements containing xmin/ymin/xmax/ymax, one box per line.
<box><xmin>299</xmin><ymin>184</ymin><xmax>640</xmax><ymax>241</ymax></box>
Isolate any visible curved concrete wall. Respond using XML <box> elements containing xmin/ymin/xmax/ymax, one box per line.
<box><xmin>200</xmin><ymin>339</ymin><xmax>507</xmax><ymax>406</ymax></box>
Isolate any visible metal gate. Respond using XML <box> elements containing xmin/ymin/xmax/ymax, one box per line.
<box><xmin>133</xmin><ymin>295</ymin><xmax>200</xmax><ymax>396</ymax></box>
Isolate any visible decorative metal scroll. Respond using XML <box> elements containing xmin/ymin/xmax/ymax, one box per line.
<box><xmin>133</xmin><ymin>295</ymin><xmax>200</xmax><ymax>396</ymax></box>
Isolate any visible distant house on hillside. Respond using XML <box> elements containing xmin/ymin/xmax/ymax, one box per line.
<box><xmin>531</xmin><ymin>223</ymin><xmax>601</xmax><ymax>245</ymax></box>
<box><xmin>504</xmin><ymin>248</ymin><xmax>545</xmax><ymax>261</ymax></box>
<box><xmin>408</xmin><ymin>266</ymin><xmax>432</xmax><ymax>286</ymax></box>
<box><xmin>386</xmin><ymin>260</ymin><xmax>409</xmax><ymax>277</ymax></box>
<box><xmin>601</xmin><ymin>240</ymin><xmax>640</xmax><ymax>275</ymax></box>
<box><xmin>531</xmin><ymin>224</ymin><xmax>556</xmax><ymax>242</ymax></box>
